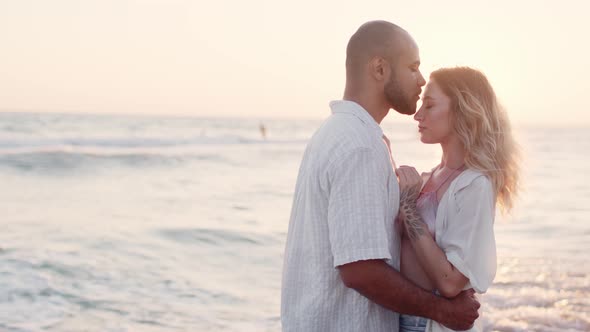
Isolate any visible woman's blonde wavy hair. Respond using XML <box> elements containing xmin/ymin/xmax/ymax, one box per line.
<box><xmin>430</xmin><ymin>67</ymin><xmax>520</xmax><ymax>213</ymax></box>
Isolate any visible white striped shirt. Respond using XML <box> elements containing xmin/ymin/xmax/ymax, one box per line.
<box><xmin>281</xmin><ymin>100</ymin><xmax>401</xmax><ymax>332</ymax></box>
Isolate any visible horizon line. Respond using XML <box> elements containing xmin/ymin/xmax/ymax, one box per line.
<box><xmin>1</xmin><ymin>109</ymin><xmax>587</xmax><ymax>128</ymax></box>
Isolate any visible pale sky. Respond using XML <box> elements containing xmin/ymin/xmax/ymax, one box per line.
<box><xmin>0</xmin><ymin>0</ymin><xmax>588</xmax><ymax>125</ymax></box>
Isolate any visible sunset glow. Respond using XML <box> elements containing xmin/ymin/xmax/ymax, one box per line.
<box><xmin>1</xmin><ymin>0</ymin><xmax>588</xmax><ymax>125</ymax></box>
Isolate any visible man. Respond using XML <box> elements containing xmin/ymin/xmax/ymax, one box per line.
<box><xmin>281</xmin><ymin>21</ymin><xmax>480</xmax><ymax>331</ymax></box>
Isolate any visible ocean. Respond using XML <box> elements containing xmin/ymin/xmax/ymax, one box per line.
<box><xmin>0</xmin><ymin>112</ymin><xmax>588</xmax><ymax>331</ymax></box>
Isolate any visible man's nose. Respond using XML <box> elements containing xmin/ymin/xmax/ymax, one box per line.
<box><xmin>418</xmin><ymin>72</ymin><xmax>426</xmax><ymax>87</ymax></box>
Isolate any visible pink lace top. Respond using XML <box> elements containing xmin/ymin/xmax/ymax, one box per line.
<box><xmin>416</xmin><ymin>190</ymin><xmax>439</xmax><ymax>237</ymax></box>
<box><xmin>417</xmin><ymin>166</ymin><xmax>464</xmax><ymax>237</ymax></box>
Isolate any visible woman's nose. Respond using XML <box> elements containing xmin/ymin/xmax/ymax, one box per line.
<box><xmin>414</xmin><ymin>107</ymin><xmax>423</xmax><ymax>121</ymax></box>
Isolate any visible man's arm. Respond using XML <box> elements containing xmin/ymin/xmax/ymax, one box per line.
<box><xmin>338</xmin><ymin>259</ymin><xmax>479</xmax><ymax>331</ymax></box>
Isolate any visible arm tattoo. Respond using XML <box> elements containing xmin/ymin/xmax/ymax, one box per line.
<box><xmin>402</xmin><ymin>202</ymin><xmax>427</xmax><ymax>241</ymax></box>
<box><xmin>400</xmin><ymin>186</ymin><xmax>427</xmax><ymax>241</ymax></box>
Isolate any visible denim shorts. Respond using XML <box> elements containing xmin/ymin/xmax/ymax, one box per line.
<box><xmin>399</xmin><ymin>314</ymin><xmax>428</xmax><ymax>332</ymax></box>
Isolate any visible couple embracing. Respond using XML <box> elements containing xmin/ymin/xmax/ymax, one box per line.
<box><xmin>281</xmin><ymin>20</ymin><xmax>519</xmax><ymax>332</ymax></box>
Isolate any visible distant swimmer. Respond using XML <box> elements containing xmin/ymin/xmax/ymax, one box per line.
<box><xmin>259</xmin><ymin>123</ymin><xmax>267</xmax><ymax>140</ymax></box>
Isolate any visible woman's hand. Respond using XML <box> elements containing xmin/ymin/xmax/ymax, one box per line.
<box><xmin>396</xmin><ymin>165</ymin><xmax>422</xmax><ymax>209</ymax></box>
<box><xmin>396</xmin><ymin>166</ymin><xmax>424</xmax><ymax>240</ymax></box>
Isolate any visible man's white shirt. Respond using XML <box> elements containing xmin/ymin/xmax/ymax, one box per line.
<box><xmin>281</xmin><ymin>100</ymin><xmax>401</xmax><ymax>332</ymax></box>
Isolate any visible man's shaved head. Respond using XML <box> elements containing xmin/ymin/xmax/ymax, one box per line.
<box><xmin>343</xmin><ymin>20</ymin><xmax>425</xmax><ymax>117</ymax></box>
<box><xmin>345</xmin><ymin>21</ymin><xmax>411</xmax><ymax>78</ymax></box>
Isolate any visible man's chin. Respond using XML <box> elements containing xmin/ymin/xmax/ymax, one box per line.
<box><xmin>392</xmin><ymin>106</ymin><xmax>416</xmax><ymax>116</ymax></box>
<box><xmin>386</xmin><ymin>95</ymin><xmax>417</xmax><ymax>115</ymax></box>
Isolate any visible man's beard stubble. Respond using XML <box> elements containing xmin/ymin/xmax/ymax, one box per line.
<box><xmin>384</xmin><ymin>76</ymin><xmax>416</xmax><ymax>116</ymax></box>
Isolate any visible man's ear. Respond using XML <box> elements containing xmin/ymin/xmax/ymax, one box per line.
<box><xmin>369</xmin><ymin>57</ymin><xmax>389</xmax><ymax>82</ymax></box>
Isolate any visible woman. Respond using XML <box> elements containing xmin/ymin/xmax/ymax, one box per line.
<box><xmin>396</xmin><ymin>67</ymin><xmax>519</xmax><ymax>332</ymax></box>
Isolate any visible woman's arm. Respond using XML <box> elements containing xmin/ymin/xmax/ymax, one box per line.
<box><xmin>397</xmin><ymin>166</ymin><xmax>468</xmax><ymax>298</ymax></box>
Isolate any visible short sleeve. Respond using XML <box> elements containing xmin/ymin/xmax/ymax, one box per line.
<box><xmin>327</xmin><ymin>147</ymin><xmax>392</xmax><ymax>267</ymax></box>
<box><xmin>440</xmin><ymin>176</ymin><xmax>497</xmax><ymax>293</ymax></box>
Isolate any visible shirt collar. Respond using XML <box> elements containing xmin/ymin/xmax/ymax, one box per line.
<box><xmin>329</xmin><ymin>100</ymin><xmax>383</xmax><ymax>136</ymax></box>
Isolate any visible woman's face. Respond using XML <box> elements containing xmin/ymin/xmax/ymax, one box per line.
<box><xmin>414</xmin><ymin>79</ymin><xmax>454</xmax><ymax>144</ymax></box>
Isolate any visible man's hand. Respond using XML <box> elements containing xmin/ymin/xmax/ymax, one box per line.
<box><xmin>437</xmin><ymin>289</ymin><xmax>480</xmax><ymax>330</ymax></box>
